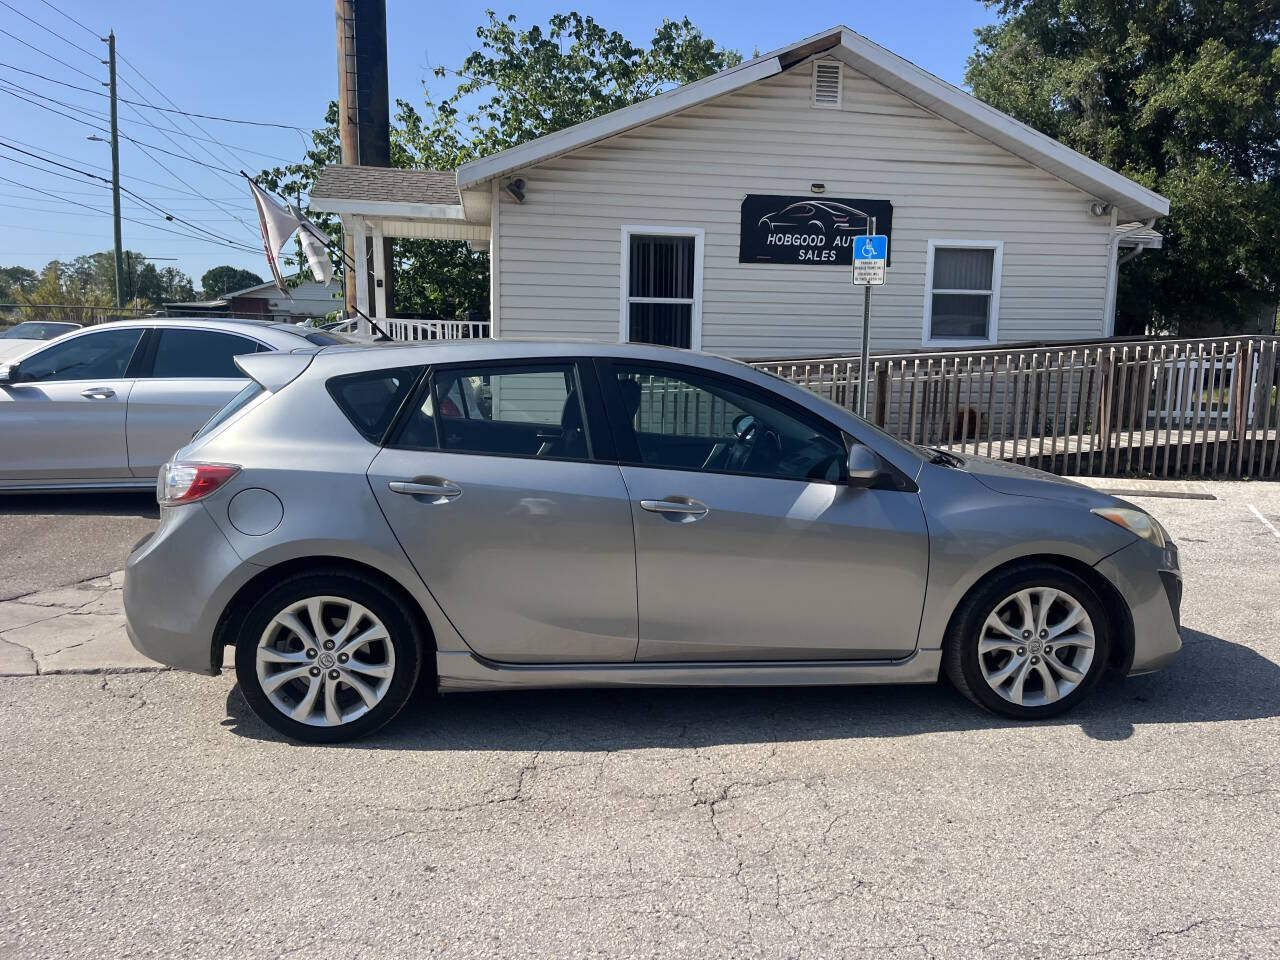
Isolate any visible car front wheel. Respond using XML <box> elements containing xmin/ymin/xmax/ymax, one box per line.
<box><xmin>234</xmin><ymin>571</ymin><xmax>423</xmax><ymax>742</ymax></box>
<box><xmin>944</xmin><ymin>563</ymin><xmax>1111</xmax><ymax>720</ymax></box>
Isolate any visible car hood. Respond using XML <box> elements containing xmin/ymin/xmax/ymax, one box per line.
<box><xmin>958</xmin><ymin>453</ymin><xmax>1118</xmax><ymax>508</ymax></box>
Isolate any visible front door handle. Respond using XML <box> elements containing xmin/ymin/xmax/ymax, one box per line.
<box><xmin>388</xmin><ymin>479</ymin><xmax>462</xmax><ymax>500</ymax></box>
<box><xmin>80</xmin><ymin>387</ymin><xmax>115</xmax><ymax>399</ymax></box>
<box><xmin>640</xmin><ymin>497</ymin><xmax>709</xmax><ymax>520</ymax></box>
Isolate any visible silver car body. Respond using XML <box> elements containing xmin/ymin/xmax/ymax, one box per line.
<box><xmin>0</xmin><ymin>318</ymin><xmax>340</xmax><ymax>492</ymax></box>
<box><xmin>124</xmin><ymin>340</ymin><xmax>1181</xmax><ymax>693</ymax></box>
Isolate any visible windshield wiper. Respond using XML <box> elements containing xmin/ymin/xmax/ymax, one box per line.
<box><xmin>927</xmin><ymin>447</ymin><xmax>964</xmax><ymax>467</ymax></box>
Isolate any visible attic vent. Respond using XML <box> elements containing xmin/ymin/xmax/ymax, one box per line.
<box><xmin>812</xmin><ymin>60</ymin><xmax>842</xmax><ymax>108</ymax></box>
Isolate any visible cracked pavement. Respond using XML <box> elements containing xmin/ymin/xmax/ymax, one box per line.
<box><xmin>0</xmin><ymin>482</ymin><xmax>1277</xmax><ymax>958</ymax></box>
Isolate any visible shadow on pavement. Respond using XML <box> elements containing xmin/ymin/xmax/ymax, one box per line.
<box><xmin>0</xmin><ymin>492</ymin><xmax>158</xmax><ymax>519</ymax></box>
<box><xmin>222</xmin><ymin>628</ymin><xmax>1276</xmax><ymax>749</ymax></box>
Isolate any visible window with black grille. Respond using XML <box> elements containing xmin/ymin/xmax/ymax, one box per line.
<box><xmin>627</xmin><ymin>234</ymin><xmax>695</xmax><ymax>349</ymax></box>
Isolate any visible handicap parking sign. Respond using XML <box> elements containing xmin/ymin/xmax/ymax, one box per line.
<box><xmin>853</xmin><ymin>234</ymin><xmax>888</xmax><ymax>285</ymax></box>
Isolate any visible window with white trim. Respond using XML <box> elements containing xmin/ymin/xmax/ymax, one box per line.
<box><xmin>622</xmin><ymin>229</ymin><xmax>702</xmax><ymax>349</ymax></box>
<box><xmin>924</xmin><ymin>241</ymin><xmax>1002</xmax><ymax>344</ymax></box>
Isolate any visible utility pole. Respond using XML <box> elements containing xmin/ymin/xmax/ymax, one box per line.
<box><xmin>335</xmin><ymin>0</ymin><xmax>393</xmax><ymax>325</ymax></box>
<box><xmin>105</xmin><ymin>31</ymin><xmax>124</xmax><ymax>309</ymax></box>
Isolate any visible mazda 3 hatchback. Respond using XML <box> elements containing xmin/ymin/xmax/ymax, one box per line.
<box><xmin>124</xmin><ymin>341</ymin><xmax>1182</xmax><ymax>742</ymax></box>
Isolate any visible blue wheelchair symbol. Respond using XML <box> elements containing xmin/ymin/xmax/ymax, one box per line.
<box><xmin>854</xmin><ymin>235</ymin><xmax>888</xmax><ymax>261</ymax></box>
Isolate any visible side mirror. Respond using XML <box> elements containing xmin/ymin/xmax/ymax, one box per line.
<box><xmin>0</xmin><ymin>362</ymin><xmax>14</xmax><ymax>385</ymax></box>
<box><xmin>846</xmin><ymin>445</ymin><xmax>882</xmax><ymax>487</ymax></box>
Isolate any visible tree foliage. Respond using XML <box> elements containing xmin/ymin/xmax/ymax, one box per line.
<box><xmin>12</xmin><ymin>263</ymin><xmax>112</xmax><ymax>323</ymax></box>
<box><xmin>201</xmin><ymin>265</ymin><xmax>264</xmax><ymax>299</ymax></box>
<box><xmin>967</xmin><ymin>0</ymin><xmax>1280</xmax><ymax>335</ymax></box>
<box><xmin>260</xmin><ymin>12</ymin><xmax>738</xmax><ymax>320</ymax></box>
<box><xmin>0</xmin><ymin>253</ymin><xmax>195</xmax><ymax>313</ymax></box>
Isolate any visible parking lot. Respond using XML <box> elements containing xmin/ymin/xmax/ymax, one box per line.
<box><xmin>1</xmin><ymin>481</ymin><xmax>1278</xmax><ymax>959</ymax></box>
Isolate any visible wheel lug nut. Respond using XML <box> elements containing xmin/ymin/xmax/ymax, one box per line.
<box><xmin>1022</xmin><ymin>630</ymin><xmax>1032</xmax><ymax>639</ymax></box>
<box><xmin>306</xmin><ymin>648</ymin><xmax>317</xmax><ymax>659</ymax></box>
<box><xmin>337</xmin><ymin>652</ymin><xmax>349</xmax><ymax>663</ymax></box>
<box><xmin>323</xmin><ymin>640</ymin><xmax>335</xmax><ymax>651</ymax></box>
<box><xmin>308</xmin><ymin>666</ymin><xmax>321</xmax><ymax>677</ymax></box>
<box><xmin>328</xmin><ymin>669</ymin><xmax>340</xmax><ymax>680</ymax></box>
<box><xmin>1043</xmin><ymin>645</ymin><xmax>1052</xmax><ymax>655</ymax></box>
<box><xmin>1017</xmin><ymin>647</ymin><xmax>1026</xmax><ymax>656</ymax></box>
<box><xmin>1031</xmin><ymin>656</ymin><xmax>1041</xmax><ymax>665</ymax></box>
<box><xmin>1039</xmin><ymin>630</ymin><xmax>1048</xmax><ymax>639</ymax></box>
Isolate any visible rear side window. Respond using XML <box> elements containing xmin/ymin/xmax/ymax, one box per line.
<box><xmin>327</xmin><ymin>367</ymin><xmax>421</xmax><ymax>443</ymax></box>
<box><xmin>151</xmin><ymin>329</ymin><xmax>262</xmax><ymax>378</ymax></box>
<box><xmin>193</xmin><ymin>383</ymin><xmax>264</xmax><ymax>441</ymax></box>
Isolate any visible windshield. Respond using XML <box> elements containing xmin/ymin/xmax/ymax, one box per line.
<box><xmin>2</xmin><ymin>321</ymin><xmax>77</xmax><ymax>340</ymax></box>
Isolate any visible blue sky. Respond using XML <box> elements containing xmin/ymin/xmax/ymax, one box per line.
<box><xmin>0</xmin><ymin>1</ymin><xmax>997</xmax><ymax>289</ymax></box>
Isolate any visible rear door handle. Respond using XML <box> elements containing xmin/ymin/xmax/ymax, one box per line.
<box><xmin>388</xmin><ymin>479</ymin><xmax>462</xmax><ymax>500</ymax></box>
<box><xmin>640</xmin><ymin>497</ymin><xmax>709</xmax><ymax>520</ymax></box>
<box><xmin>80</xmin><ymin>387</ymin><xmax>115</xmax><ymax>399</ymax></box>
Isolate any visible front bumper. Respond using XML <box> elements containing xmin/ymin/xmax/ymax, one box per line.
<box><xmin>124</xmin><ymin>502</ymin><xmax>259</xmax><ymax>675</ymax></box>
<box><xmin>1093</xmin><ymin>540</ymin><xmax>1182</xmax><ymax>675</ymax></box>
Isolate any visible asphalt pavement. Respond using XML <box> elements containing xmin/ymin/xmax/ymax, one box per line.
<box><xmin>0</xmin><ymin>481</ymin><xmax>1277</xmax><ymax>959</ymax></box>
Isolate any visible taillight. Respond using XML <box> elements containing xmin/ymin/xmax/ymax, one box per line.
<box><xmin>158</xmin><ymin>461</ymin><xmax>240</xmax><ymax>506</ymax></box>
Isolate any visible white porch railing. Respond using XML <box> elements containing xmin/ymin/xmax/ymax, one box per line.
<box><xmin>383</xmin><ymin>317</ymin><xmax>491</xmax><ymax>342</ymax></box>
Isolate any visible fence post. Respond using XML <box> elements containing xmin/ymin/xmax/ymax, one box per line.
<box><xmin>874</xmin><ymin>366</ymin><xmax>889</xmax><ymax>428</ymax></box>
<box><xmin>1097</xmin><ymin>348</ymin><xmax>1114</xmax><ymax>468</ymax></box>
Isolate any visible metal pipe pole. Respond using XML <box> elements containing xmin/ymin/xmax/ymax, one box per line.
<box><xmin>106</xmin><ymin>31</ymin><xmax>123</xmax><ymax>309</ymax></box>
<box><xmin>858</xmin><ymin>216</ymin><xmax>876</xmax><ymax>417</ymax></box>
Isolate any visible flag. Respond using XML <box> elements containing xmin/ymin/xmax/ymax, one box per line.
<box><xmin>292</xmin><ymin>207</ymin><xmax>334</xmax><ymax>286</ymax></box>
<box><xmin>247</xmin><ymin>179</ymin><xmax>296</xmax><ymax>299</ymax></box>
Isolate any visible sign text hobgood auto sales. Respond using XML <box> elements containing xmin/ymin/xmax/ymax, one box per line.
<box><xmin>739</xmin><ymin>195</ymin><xmax>894</xmax><ymax>266</ymax></box>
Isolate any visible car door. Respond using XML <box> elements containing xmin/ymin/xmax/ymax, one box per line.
<box><xmin>0</xmin><ymin>326</ymin><xmax>145</xmax><ymax>482</ymax></box>
<box><xmin>125</xmin><ymin>327</ymin><xmax>263</xmax><ymax>477</ymax></box>
<box><xmin>600</xmin><ymin>359</ymin><xmax>930</xmax><ymax>662</ymax></box>
<box><xmin>367</xmin><ymin>358</ymin><xmax>639</xmax><ymax>663</ymax></box>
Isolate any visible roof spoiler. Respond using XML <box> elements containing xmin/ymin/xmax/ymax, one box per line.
<box><xmin>234</xmin><ymin>349</ymin><xmax>317</xmax><ymax>391</ymax></box>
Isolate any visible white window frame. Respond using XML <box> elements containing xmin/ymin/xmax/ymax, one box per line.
<box><xmin>922</xmin><ymin>239</ymin><xmax>1004</xmax><ymax>347</ymax></box>
<box><xmin>619</xmin><ymin>224</ymin><xmax>704</xmax><ymax>351</ymax></box>
<box><xmin>812</xmin><ymin>60</ymin><xmax>842</xmax><ymax>109</ymax></box>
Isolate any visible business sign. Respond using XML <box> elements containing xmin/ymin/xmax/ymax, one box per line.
<box><xmin>852</xmin><ymin>234</ymin><xmax>888</xmax><ymax>285</ymax></box>
<box><xmin>739</xmin><ymin>195</ymin><xmax>893</xmax><ymax>266</ymax></box>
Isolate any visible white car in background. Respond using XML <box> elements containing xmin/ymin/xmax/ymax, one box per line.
<box><xmin>0</xmin><ymin>317</ymin><xmax>351</xmax><ymax>493</ymax></box>
<box><xmin>0</xmin><ymin>320</ymin><xmax>82</xmax><ymax>360</ymax></box>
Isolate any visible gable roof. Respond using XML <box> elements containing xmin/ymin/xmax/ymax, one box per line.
<box><xmin>456</xmin><ymin>26</ymin><xmax>1168</xmax><ymax>221</ymax></box>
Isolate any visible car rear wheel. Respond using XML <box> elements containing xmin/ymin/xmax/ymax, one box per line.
<box><xmin>234</xmin><ymin>571</ymin><xmax>422</xmax><ymax>742</ymax></box>
<box><xmin>943</xmin><ymin>563</ymin><xmax>1111</xmax><ymax>720</ymax></box>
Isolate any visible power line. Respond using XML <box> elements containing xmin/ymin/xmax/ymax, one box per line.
<box><xmin>34</xmin><ymin>0</ymin><xmax>99</xmax><ymax>41</ymax></box>
<box><xmin>0</xmin><ymin>75</ymin><xmax>294</xmax><ymax>161</ymax></box>
<box><xmin>0</xmin><ymin>142</ymin><xmax>263</xmax><ymax>252</ymax></box>
<box><xmin>0</xmin><ymin>0</ymin><xmax>99</xmax><ymax>60</ymax></box>
<box><xmin>0</xmin><ymin>25</ymin><xmax>99</xmax><ymax>82</ymax></box>
<box><xmin>0</xmin><ymin>61</ymin><xmax>314</xmax><ymax>133</ymax></box>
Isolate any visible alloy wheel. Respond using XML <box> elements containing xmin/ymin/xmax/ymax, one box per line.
<box><xmin>255</xmin><ymin>595</ymin><xmax>396</xmax><ymax>727</ymax></box>
<box><xmin>977</xmin><ymin>587</ymin><xmax>1096</xmax><ymax>708</ymax></box>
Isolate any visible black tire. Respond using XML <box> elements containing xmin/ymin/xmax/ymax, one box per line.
<box><xmin>943</xmin><ymin>562</ymin><xmax>1111</xmax><ymax>720</ymax></box>
<box><xmin>234</xmin><ymin>570</ymin><xmax>423</xmax><ymax>743</ymax></box>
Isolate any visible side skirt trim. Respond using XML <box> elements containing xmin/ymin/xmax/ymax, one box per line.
<box><xmin>436</xmin><ymin>649</ymin><xmax>941</xmax><ymax>691</ymax></box>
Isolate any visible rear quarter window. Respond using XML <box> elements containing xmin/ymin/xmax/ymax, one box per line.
<box><xmin>327</xmin><ymin>367</ymin><xmax>421</xmax><ymax>443</ymax></box>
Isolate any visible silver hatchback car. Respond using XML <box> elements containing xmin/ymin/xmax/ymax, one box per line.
<box><xmin>124</xmin><ymin>341</ymin><xmax>1182</xmax><ymax>742</ymax></box>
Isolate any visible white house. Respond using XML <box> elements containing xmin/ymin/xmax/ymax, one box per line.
<box><xmin>309</xmin><ymin>25</ymin><xmax>1168</xmax><ymax>359</ymax></box>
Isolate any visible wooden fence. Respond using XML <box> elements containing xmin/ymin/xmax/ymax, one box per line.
<box><xmin>754</xmin><ymin>336</ymin><xmax>1280</xmax><ymax>479</ymax></box>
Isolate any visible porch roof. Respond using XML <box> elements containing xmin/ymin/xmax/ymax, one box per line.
<box><xmin>308</xmin><ymin>164</ymin><xmax>490</xmax><ymax>243</ymax></box>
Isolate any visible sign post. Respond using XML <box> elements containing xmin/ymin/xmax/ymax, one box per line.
<box><xmin>852</xmin><ymin>229</ymin><xmax>888</xmax><ymax>417</ymax></box>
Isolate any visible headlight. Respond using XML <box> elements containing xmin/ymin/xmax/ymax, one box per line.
<box><xmin>1091</xmin><ymin>506</ymin><xmax>1167</xmax><ymax>548</ymax></box>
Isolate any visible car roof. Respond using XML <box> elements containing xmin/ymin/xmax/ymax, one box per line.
<box><xmin>55</xmin><ymin>316</ymin><xmax>319</xmax><ymax>348</ymax></box>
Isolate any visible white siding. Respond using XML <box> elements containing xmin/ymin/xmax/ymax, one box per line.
<box><xmin>497</xmin><ymin>64</ymin><xmax>1113</xmax><ymax>359</ymax></box>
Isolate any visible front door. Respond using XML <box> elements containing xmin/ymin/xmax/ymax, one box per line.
<box><xmin>602</xmin><ymin>360</ymin><xmax>930</xmax><ymax>662</ymax></box>
<box><xmin>125</xmin><ymin>327</ymin><xmax>262</xmax><ymax>477</ymax></box>
<box><xmin>368</xmin><ymin>359</ymin><xmax>638</xmax><ymax>663</ymax></box>
<box><xmin>0</xmin><ymin>327</ymin><xmax>144</xmax><ymax>482</ymax></box>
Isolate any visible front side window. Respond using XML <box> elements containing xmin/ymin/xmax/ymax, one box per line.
<box><xmin>150</xmin><ymin>329</ymin><xmax>262</xmax><ymax>378</ymax></box>
<box><xmin>612</xmin><ymin>363</ymin><xmax>846</xmax><ymax>482</ymax></box>
<box><xmin>926</xmin><ymin>243</ymin><xmax>1001</xmax><ymax>343</ymax></box>
<box><xmin>15</xmin><ymin>327</ymin><xmax>143</xmax><ymax>382</ymax></box>
<box><xmin>625</xmin><ymin>232</ymin><xmax>699</xmax><ymax>349</ymax></box>
<box><xmin>394</xmin><ymin>363</ymin><xmax>591</xmax><ymax>461</ymax></box>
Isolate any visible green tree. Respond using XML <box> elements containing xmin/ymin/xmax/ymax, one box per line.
<box><xmin>0</xmin><ymin>265</ymin><xmax>37</xmax><ymax>303</ymax></box>
<box><xmin>14</xmin><ymin>263</ymin><xmax>112</xmax><ymax>323</ymax></box>
<box><xmin>967</xmin><ymin>1</ymin><xmax>1280</xmax><ymax>336</ymax></box>
<box><xmin>260</xmin><ymin>12</ymin><xmax>738</xmax><ymax>321</ymax></box>
<box><xmin>201</xmin><ymin>265</ymin><xmax>264</xmax><ymax>298</ymax></box>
